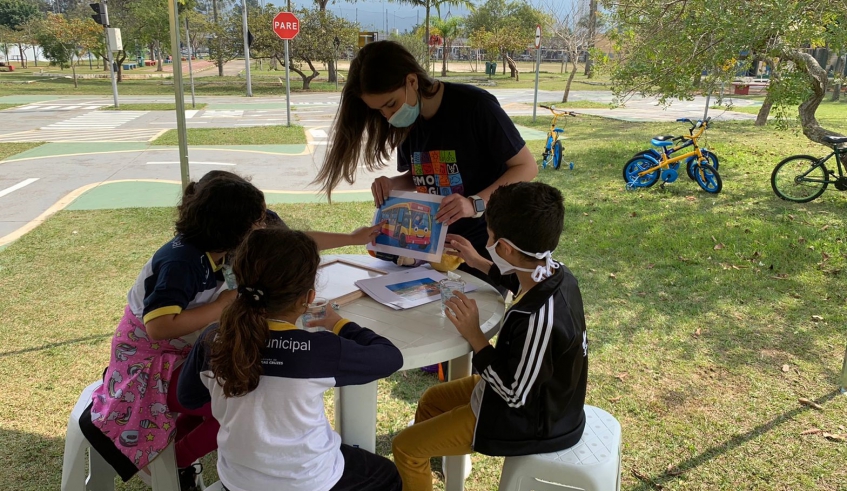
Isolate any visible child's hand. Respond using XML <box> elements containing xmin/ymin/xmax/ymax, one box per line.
<box><xmin>446</xmin><ymin>234</ymin><xmax>489</xmax><ymax>273</ymax></box>
<box><xmin>306</xmin><ymin>306</ymin><xmax>344</xmax><ymax>331</ymax></box>
<box><xmin>445</xmin><ymin>292</ymin><xmax>488</xmax><ymax>352</ymax></box>
<box><xmin>349</xmin><ymin>222</ymin><xmax>384</xmax><ymax>245</ymax></box>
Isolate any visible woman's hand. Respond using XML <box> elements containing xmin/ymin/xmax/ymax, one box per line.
<box><xmin>445</xmin><ymin>234</ymin><xmax>490</xmax><ymax>273</ymax></box>
<box><xmin>371</xmin><ymin>176</ymin><xmax>393</xmax><ymax>207</ymax></box>
<box><xmin>349</xmin><ymin>223</ymin><xmax>384</xmax><ymax>245</ymax></box>
<box><xmin>435</xmin><ymin>194</ymin><xmax>475</xmax><ymax>226</ymax></box>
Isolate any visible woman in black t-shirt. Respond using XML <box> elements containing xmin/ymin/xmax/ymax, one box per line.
<box><xmin>316</xmin><ymin>41</ymin><xmax>537</xmax><ymax>263</ymax></box>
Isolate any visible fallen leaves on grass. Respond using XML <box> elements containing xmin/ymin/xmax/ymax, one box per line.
<box><xmin>714</xmin><ymin>243</ymin><xmax>725</xmax><ymax>250</ymax></box>
<box><xmin>823</xmin><ymin>433</ymin><xmax>846</xmax><ymax>442</ymax></box>
<box><xmin>614</xmin><ymin>372</ymin><xmax>629</xmax><ymax>382</ymax></box>
<box><xmin>608</xmin><ymin>396</ymin><xmax>622</xmax><ymax>403</ymax></box>
<box><xmin>800</xmin><ymin>428</ymin><xmax>823</xmax><ymax>436</ymax></box>
<box><xmin>609</xmin><ymin>273</ymin><xmax>617</xmax><ymax>279</ymax></box>
<box><xmin>771</xmin><ymin>273</ymin><xmax>789</xmax><ymax>279</ymax></box>
<box><xmin>811</xmin><ymin>315</ymin><xmax>824</xmax><ymax>322</ymax></box>
<box><xmin>694</xmin><ymin>328</ymin><xmax>701</xmax><ymax>337</ymax></box>
<box><xmin>666</xmin><ymin>464</ymin><xmax>683</xmax><ymax>476</ymax></box>
<box><xmin>685</xmin><ymin>195</ymin><xmax>696</xmax><ymax>201</ymax></box>
<box><xmin>782</xmin><ymin>364</ymin><xmax>790</xmax><ymax>372</ymax></box>
<box><xmin>799</xmin><ymin>398</ymin><xmax>823</xmax><ymax>410</ymax></box>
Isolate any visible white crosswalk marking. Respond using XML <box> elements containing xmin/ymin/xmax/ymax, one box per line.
<box><xmin>9</xmin><ymin>102</ymin><xmax>107</xmax><ymax>112</ymax></box>
<box><xmin>44</xmin><ymin>111</ymin><xmax>147</xmax><ymax>129</ymax></box>
<box><xmin>201</xmin><ymin>110</ymin><xmax>244</xmax><ymax>118</ymax></box>
<box><xmin>0</xmin><ymin>128</ymin><xmax>163</xmax><ymax>143</ymax></box>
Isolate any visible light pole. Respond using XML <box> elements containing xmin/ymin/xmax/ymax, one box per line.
<box><xmin>241</xmin><ymin>0</ymin><xmax>253</xmax><ymax>97</ymax></box>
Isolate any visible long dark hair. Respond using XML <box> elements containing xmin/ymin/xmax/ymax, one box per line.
<box><xmin>176</xmin><ymin>171</ymin><xmax>266</xmax><ymax>252</ymax></box>
<box><xmin>209</xmin><ymin>228</ymin><xmax>320</xmax><ymax>397</ymax></box>
<box><xmin>316</xmin><ymin>41</ymin><xmax>440</xmax><ymax>199</ymax></box>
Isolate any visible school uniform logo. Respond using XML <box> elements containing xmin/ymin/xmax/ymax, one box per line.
<box><xmin>410</xmin><ymin>150</ymin><xmax>465</xmax><ymax>196</ymax></box>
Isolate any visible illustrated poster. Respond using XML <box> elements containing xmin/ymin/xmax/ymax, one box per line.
<box><xmin>366</xmin><ymin>190</ymin><xmax>447</xmax><ymax>263</ymax></box>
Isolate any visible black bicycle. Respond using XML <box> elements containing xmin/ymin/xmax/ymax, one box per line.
<box><xmin>771</xmin><ymin>135</ymin><xmax>847</xmax><ymax>203</ymax></box>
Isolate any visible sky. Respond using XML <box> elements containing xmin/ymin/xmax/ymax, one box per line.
<box><xmin>264</xmin><ymin>0</ymin><xmax>578</xmax><ymax>35</ymax></box>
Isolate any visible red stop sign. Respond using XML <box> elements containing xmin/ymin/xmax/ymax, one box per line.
<box><xmin>273</xmin><ymin>12</ymin><xmax>300</xmax><ymax>40</ymax></box>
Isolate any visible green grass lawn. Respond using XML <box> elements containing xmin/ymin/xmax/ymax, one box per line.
<box><xmin>0</xmin><ymin>142</ymin><xmax>43</xmax><ymax>161</ymax></box>
<box><xmin>2</xmin><ymin>115</ymin><xmax>847</xmax><ymax>490</ymax></box>
<box><xmin>151</xmin><ymin>125</ymin><xmax>307</xmax><ymax>146</ymax></box>
<box><xmin>0</xmin><ymin>103</ymin><xmax>23</xmax><ymax>111</ymax></box>
<box><xmin>99</xmin><ymin>103</ymin><xmax>207</xmax><ymax>111</ymax></box>
<box><xmin>720</xmin><ymin>99</ymin><xmax>846</xmax><ymax>124</ymax></box>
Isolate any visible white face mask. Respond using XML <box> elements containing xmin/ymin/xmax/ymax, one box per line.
<box><xmin>485</xmin><ymin>238</ymin><xmax>559</xmax><ymax>282</ymax></box>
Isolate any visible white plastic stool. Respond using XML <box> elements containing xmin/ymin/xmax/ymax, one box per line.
<box><xmin>498</xmin><ymin>405</ymin><xmax>622</xmax><ymax>491</ymax></box>
<box><xmin>61</xmin><ymin>381</ymin><xmax>182</xmax><ymax>491</ymax></box>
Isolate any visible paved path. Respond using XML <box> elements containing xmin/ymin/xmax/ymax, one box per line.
<box><xmin>0</xmin><ymin>88</ymin><xmax>762</xmax><ymax>248</ymax></box>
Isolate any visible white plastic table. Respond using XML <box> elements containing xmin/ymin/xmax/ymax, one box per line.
<box><xmin>324</xmin><ymin>254</ymin><xmax>504</xmax><ymax>491</ymax></box>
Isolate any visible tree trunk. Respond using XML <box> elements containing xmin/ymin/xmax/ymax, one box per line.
<box><xmin>424</xmin><ymin>6</ymin><xmax>431</xmax><ymax>73</ymax></box>
<box><xmin>328</xmin><ymin>59</ymin><xmax>336</xmax><ymax>82</ymax></box>
<box><xmin>116</xmin><ymin>51</ymin><xmax>126</xmax><ymax>82</ymax></box>
<box><xmin>506</xmin><ymin>55</ymin><xmax>519</xmax><ymax>80</ymax></box>
<box><xmin>830</xmin><ymin>54</ymin><xmax>844</xmax><ymax>102</ymax></box>
<box><xmin>71</xmin><ymin>59</ymin><xmax>78</xmax><ymax>88</ymax></box>
<box><xmin>18</xmin><ymin>43</ymin><xmax>27</xmax><ymax>68</ymax></box>
<box><xmin>754</xmin><ymin>93</ymin><xmax>774</xmax><ymax>126</ymax></box>
<box><xmin>290</xmin><ymin>59</ymin><xmax>319</xmax><ymax>90</ymax></box>
<box><xmin>156</xmin><ymin>41</ymin><xmax>163</xmax><ymax>72</ymax></box>
<box><xmin>782</xmin><ymin>49</ymin><xmax>845</xmax><ymax>142</ymax></box>
<box><xmin>560</xmin><ymin>56</ymin><xmax>564</xmax><ymax>74</ymax></box>
<box><xmin>584</xmin><ymin>0</ymin><xmax>597</xmax><ymax>78</ymax></box>
<box><xmin>501</xmin><ymin>52</ymin><xmax>507</xmax><ymax>75</ymax></box>
<box><xmin>213</xmin><ymin>0</ymin><xmax>223</xmax><ymax>76</ymax></box>
<box><xmin>441</xmin><ymin>43</ymin><xmax>448</xmax><ymax>77</ymax></box>
<box><xmin>754</xmin><ymin>58</ymin><xmax>777</xmax><ymax>126</ymax></box>
<box><xmin>693</xmin><ymin>71</ymin><xmax>701</xmax><ymax>89</ymax></box>
<box><xmin>562</xmin><ymin>61</ymin><xmax>577</xmax><ymax>102</ymax></box>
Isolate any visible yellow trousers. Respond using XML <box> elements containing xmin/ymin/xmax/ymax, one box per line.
<box><xmin>391</xmin><ymin>375</ymin><xmax>480</xmax><ymax>491</ymax></box>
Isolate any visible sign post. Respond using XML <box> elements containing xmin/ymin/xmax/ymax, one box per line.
<box><xmin>167</xmin><ymin>0</ymin><xmax>190</xmax><ymax>189</ymax></box>
<box><xmin>242</xmin><ymin>0</ymin><xmax>252</xmax><ymax>97</ymax></box>
<box><xmin>532</xmin><ymin>24</ymin><xmax>542</xmax><ymax>122</ymax></box>
<box><xmin>273</xmin><ymin>12</ymin><xmax>300</xmax><ymax>127</ymax></box>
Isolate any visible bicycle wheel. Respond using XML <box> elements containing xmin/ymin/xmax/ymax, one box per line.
<box><xmin>623</xmin><ymin>156</ymin><xmax>660</xmax><ymax>189</ymax></box>
<box><xmin>541</xmin><ymin>136</ymin><xmax>553</xmax><ymax>169</ymax></box>
<box><xmin>692</xmin><ymin>163</ymin><xmax>722</xmax><ymax>193</ymax></box>
<box><xmin>686</xmin><ymin>150</ymin><xmax>719</xmax><ymax>180</ymax></box>
<box><xmin>553</xmin><ymin>140</ymin><xmax>563</xmax><ymax>170</ymax></box>
<box><xmin>771</xmin><ymin>155</ymin><xmax>828</xmax><ymax>203</ymax></box>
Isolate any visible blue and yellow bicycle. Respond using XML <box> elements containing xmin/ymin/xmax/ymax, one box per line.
<box><xmin>540</xmin><ymin>105</ymin><xmax>577</xmax><ymax>170</ymax></box>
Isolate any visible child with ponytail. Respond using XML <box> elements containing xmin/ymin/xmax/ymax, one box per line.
<box><xmin>178</xmin><ymin>227</ymin><xmax>404</xmax><ymax>491</ymax></box>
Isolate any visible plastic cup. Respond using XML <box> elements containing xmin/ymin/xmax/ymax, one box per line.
<box><xmin>439</xmin><ymin>278</ymin><xmax>465</xmax><ymax>316</ymax></box>
<box><xmin>301</xmin><ymin>297</ymin><xmax>328</xmax><ymax>331</ymax></box>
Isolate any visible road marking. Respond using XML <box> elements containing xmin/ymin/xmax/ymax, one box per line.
<box><xmin>308</xmin><ymin>128</ymin><xmax>328</xmax><ymax>139</ymax></box>
<box><xmin>146</xmin><ymin>161</ymin><xmax>236</xmax><ymax>166</ymax></box>
<box><xmin>9</xmin><ymin>102</ymin><xmax>106</xmax><ymax>112</ymax></box>
<box><xmin>0</xmin><ymin>178</ymin><xmax>39</xmax><ymax>199</ymax></box>
<box><xmin>201</xmin><ymin>110</ymin><xmax>244</xmax><ymax>118</ymax></box>
<box><xmin>45</xmin><ymin>111</ymin><xmax>148</xmax><ymax>129</ymax></box>
<box><xmin>235</xmin><ymin>123</ymin><xmax>278</xmax><ymax>127</ymax></box>
<box><xmin>0</xmin><ymin>128</ymin><xmax>163</xmax><ymax>143</ymax></box>
<box><xmin>185</xmin><ymin>110</ymin><xmax>199</xmax><ymax>118</ymax></box>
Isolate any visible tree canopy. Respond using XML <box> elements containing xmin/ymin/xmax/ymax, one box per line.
<box><xmin>602</xmin><ymin>0</ymin><xmax>847</xmax><ymax>143</ymax></box>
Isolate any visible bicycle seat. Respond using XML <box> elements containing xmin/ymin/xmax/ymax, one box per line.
<box><xmin>651</xmin><ymin>135</ymin><xmax>676</xmax><ymax>147</ymax></box>
<box><xmin>822</xmin><ymin>135</ymin><xmax>847</xmax><ymax>146</ymax></box>
<box><xmin>553</xmin><ymin>128</ymin><xmax>564</xmax><ymax>133</ymax></box>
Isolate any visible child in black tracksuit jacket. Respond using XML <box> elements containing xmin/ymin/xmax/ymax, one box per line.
<box><xmin>392</xmin><ymin>182</ymin><xmax>588</xmax><ymax>491</ymax></box>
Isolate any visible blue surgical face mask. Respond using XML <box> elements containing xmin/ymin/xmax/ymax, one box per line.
<box><xmin>388</xmin><ymin>84</ymin><xmax>420</xmax><ymax>128</ymax></box>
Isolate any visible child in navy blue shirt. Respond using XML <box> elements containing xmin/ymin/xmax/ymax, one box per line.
<box><xmin>179</xmin><ymin>227</ymin><xmax>403</xmax><ymax>491</ymax></box>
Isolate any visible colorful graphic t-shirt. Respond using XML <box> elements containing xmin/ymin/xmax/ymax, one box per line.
<box><xmin>397</xmin><ymin>83</ymin><xmax>526</xmax><ymax>250</ymax></box>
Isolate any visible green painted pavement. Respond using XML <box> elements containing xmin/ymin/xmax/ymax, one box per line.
<box><xmin>67</xmin><ymin>181</ymin><xmax>371</xmax><ymax>211</ymax></box>
<box><xmin>514</xmin><ymin>125</ymin><xmax>548</xmax><ymax>141</ymax></box>
<box><xmin>2</xmin><ymin>143</ymin><xmax>307</xmax><ymax>161</ymax></box>
<box><xmin>3</xmin><ymin>142</ymin><xmax>150</xmax><ymax>161</ymax></box>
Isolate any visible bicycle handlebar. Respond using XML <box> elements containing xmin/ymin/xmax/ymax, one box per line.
<box><xmin>540</xmin><ymin>105</ymin><xmax>579</xmax><ymax>116</ymax></box>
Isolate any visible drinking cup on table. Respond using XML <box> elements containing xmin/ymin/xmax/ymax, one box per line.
<box><xmin>302</xmin><ymin>297</ymin><xmax>328</xmax><ymax>331</ymax></box>
<box><xmin>439</xmin><ymin>278</ymin><xmax>465</xmax><ymax>316</ymax></box>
